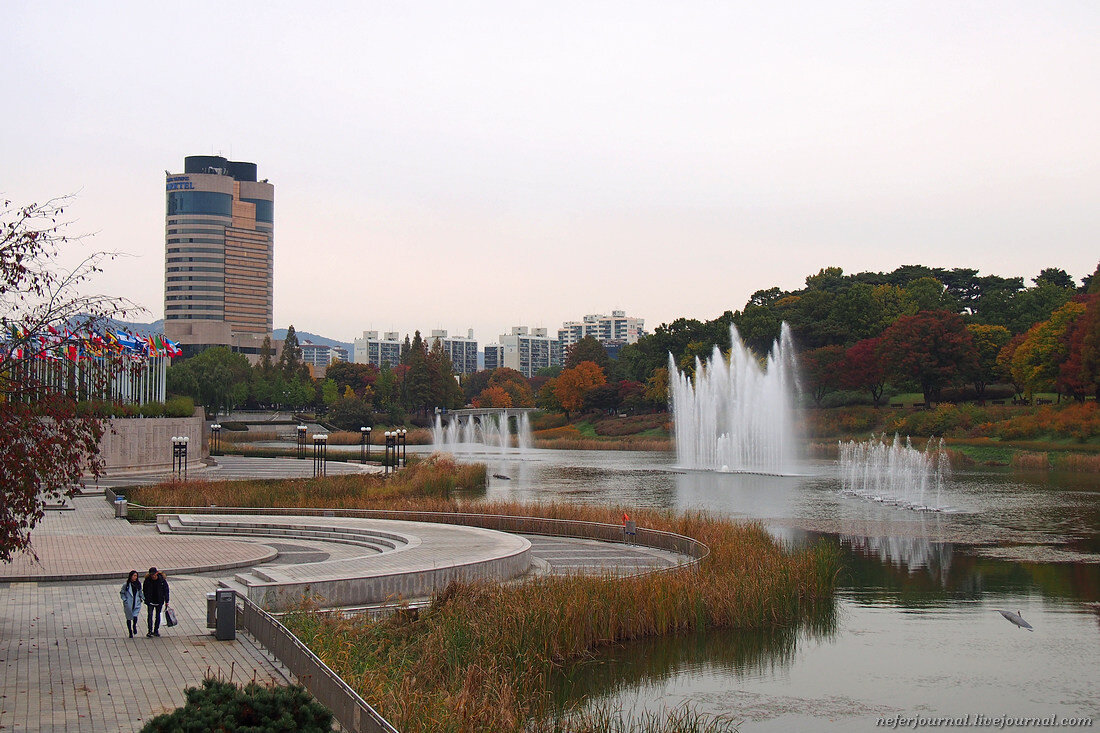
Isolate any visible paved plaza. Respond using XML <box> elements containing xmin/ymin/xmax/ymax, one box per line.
<box><xmin>1</xmin><ymin>456</ymin><xmax>693</xmax><ymax>731</ymax></box>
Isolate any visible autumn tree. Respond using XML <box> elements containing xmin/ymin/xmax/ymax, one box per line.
<box><xmin>880</xmin><ymin>311</ymin><xmax>978</xmax><ymax>404</ymax></box>
<box><xmin>1</xmin><ymin>197</ymin><xmax>133</xmax><ymax>562</ymax></box>
<box><xmin>473</xmin><ymin>385</ymin><xmax>513</xmax><ymax>408</ymax></box>
<box><xmin>841</xmin><ymin>337</ymin><xmax>888</xmax><ymax>406</ymax></box>
<box><xmin>996</xmin><ymin>333</ymin><xmax>1028</xmax><ymax>399</ymax></box>
<box><xmin>553</xmin><ymin>361</ymin><xmax>606</xmax><ymax>416</ymax></box>
<box><xmin>1010</xmin><ymin>300</ymin><xmax>1087</xmax><ymax>399</ymax></box>
<box><xmin>485</xmin><ymin>368</ymin><xmax>533</xmax><ymax>408</ymax></box>
<box><xmin>800</xmin><ymin>345</ymin><xmax>847</xmax><ymax>406</ymax></box>
<box><xmin>965</xmin><ymin>323</ymin><xmax>1012</xmax><ymax>400</ymax></box>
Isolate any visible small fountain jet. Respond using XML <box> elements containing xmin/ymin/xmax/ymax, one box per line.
<box><xmin>995</xmin><ymin>609</ymin><xmax>1034</xmax><ymax>631</ymax></box>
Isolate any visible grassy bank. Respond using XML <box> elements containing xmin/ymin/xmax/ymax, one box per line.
<box><xmin>284</xmin><ymin>503</ymin><xmax>837</xmax><ymax>733</ymax></box>
<box><xmin>222</xmin><ymin>428</ymin><xmax>434</xmax><ymax>445</ymax></box>
<box><xmin>126</xmin><ymin>456</ymin><xmax>487</xmax><ymax>516</ymax></box>
<box><xmin>127</xmin><ymin>461</ymin><xmax>837</xmax><ymax>733</ymax></box>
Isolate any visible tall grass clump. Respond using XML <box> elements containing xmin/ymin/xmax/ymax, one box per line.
<box><xmin>283</xmin><ymin>505</ymin><xmax>838</xmax><ymax>733</ymax></box>
<box><xmin>1010</xmin><ymin>452</ymin><xmax>1050</xmax><ymax>471</ymax></box>
<box><xmin>127</xmin><ymin>455</ymin><xmax>487</xmax><ymax>510</ymax></box>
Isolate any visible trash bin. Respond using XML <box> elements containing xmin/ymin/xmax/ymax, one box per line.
<box><xmin>623</xmin><ymin>520</ymin><xmax>636</xmax><ymax>545</ymax></box>
<box><xmin>206</xmin><ymin>592</ymin><xmax>217</xmax><ymax>629</ymax></box>
<box><xmin>215</xmin><ymin>588</ymin><xmax>236</xmax><ymax>641</ymax></box>
<box><xmin>114</xmin><ymin>498</ymin><xmax>127</xmax><ymax>518</ymax></box>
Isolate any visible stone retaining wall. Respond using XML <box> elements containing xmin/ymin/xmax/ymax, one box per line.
<box><xmin>97</xmin><ymin>408</ymin><xmax>205</xmax><ymax>474</ymax></box>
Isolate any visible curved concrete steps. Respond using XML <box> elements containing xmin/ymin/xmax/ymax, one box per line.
<box><xmin>156</xmin><ymin>513</ymin><xmax>531</xmax><ymax>610</ymax></box>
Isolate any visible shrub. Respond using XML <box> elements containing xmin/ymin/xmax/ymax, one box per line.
<box><xmin>138</xmin><ymin>401</ymin><xmax>164</xmax><ymax>418</ymax></box>
<box><xmin>164</xmin><ymin>396</ymin><xmax>195</xmax><ymax>417</ymax></box>
<box><xmin>140</xmin><ymin>676</ymin><xmax>331</xmax><ymax>732</ymax></box>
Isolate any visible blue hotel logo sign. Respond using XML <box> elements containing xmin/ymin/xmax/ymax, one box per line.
<box><xmin>166</xmin><ymin>176</ymin><xmax>194</xmax><ymax>191</ymax></box>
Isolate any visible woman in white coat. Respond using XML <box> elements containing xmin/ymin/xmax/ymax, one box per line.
<box><xmin>119</xmin><ymin>570</ymin><xmax>144</xmax><ymax>638</ymax></box>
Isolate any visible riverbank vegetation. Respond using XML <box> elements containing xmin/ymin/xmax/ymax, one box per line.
<box><xmin>126</xmin><ymin>455</ymin><xmax>487</xmax><ymax>513</ymax></box>
<box><xmin>127</xmin><ymin>460</ymin><xmax>838</xmax><ymax>732</ymax></box>
<box><xmin>283</xmin><ymin>504</ymin><xmax>836</xmax><ymax>733</ymax></box>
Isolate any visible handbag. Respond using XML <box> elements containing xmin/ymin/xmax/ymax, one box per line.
<box><xmin>164</xmin><ymin>605</ymin><xmax>178</xmax><ymax>627</ymax></box>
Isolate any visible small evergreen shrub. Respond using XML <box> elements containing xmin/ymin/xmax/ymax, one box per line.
<box><xmin>164</xmin><ymin>396</ymin><xmax>195</xmax><ymax>417</ymax></box>
<box><xmin>140</xmin><ymin>676</ymin><xmax>332</xmax><ymax>732</ymax></box>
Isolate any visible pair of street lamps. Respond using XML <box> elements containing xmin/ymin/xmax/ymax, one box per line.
<box><xmin>383</xmin><ymin>429</ymin><xmax>407</xmax><ymax>474</ymax></box>
<box><xmin>296</xmin><ymin>425</ymin><xmax>308</xmax><ymax>460</ymax></box>
<box><xmin>209</xmin><ymin>423</ymin><xmax>222</xmax><ymax>456</ymax></box>
<box><xmin>171</xmin><ymin>436</ymin><xmax>190</xmax><ymax>480</ymax></box>
<box><xmin>312</xmin><ymin>433</ymin><xmax>328</xmax><ymax>478</ymax></box>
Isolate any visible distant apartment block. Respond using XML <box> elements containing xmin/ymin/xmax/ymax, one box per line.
<box><xmin>558</xmin><ymin>310</ymin><xmax>646</xmax><ymax>352</ymax></box>
<box><xmin>301</xmin><ymin>341</ymin><xmax>348</xmax><ymax>370</ymax></box>
<box><xmin>498</xmin><ymin>326</ymin><xmax>562</xmax><ymax>378</ymax></box>
<box><xmin>429</xmin><ymin>329</ymin><xmax>478</xmax><ymax>375</ymax></box>
<box><xmin>353</xmin><ymin>331</ymin><xmax>402</xmax><ymax>369</ymax></box>
<box><xmin>483</xmin><ymin>345</ymin><xmax>502</xmax><ymax>372</ymax></box>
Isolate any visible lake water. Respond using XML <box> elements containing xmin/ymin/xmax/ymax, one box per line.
<box><xmin>436</xmin><ymin>446</ymin><xmax>1100</xmax><ymax>730</ymax></box>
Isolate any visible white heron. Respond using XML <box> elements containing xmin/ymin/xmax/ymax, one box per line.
<box><xmin>995</xmin><ymin>609</ymin><xmax>1034</xmax><ymax>631</ymax></box>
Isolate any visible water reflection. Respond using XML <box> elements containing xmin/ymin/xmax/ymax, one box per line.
<box><xmin>552</xmin><ymin>609</ymin><xmax>838</xmax><ymax>715</ymax></box>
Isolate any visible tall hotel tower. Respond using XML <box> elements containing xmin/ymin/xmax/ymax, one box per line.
<box><xmin>164</xmin><ymin>155</ymin><xmax>274</xmax><ymax>357</ymax></box>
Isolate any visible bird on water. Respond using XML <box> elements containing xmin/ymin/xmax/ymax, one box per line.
<box><xmin>995</xmin><ymin>609</ymin><xmax>1034</xmax><ymax>631</ymax></box>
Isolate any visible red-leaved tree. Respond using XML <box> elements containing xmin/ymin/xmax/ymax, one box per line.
<box><xmin>880</xmin><ymin>310</ymin><xmax>979</xmax><ymax>404</ymax></box>
<box><xmin>841</xmin><ymin>337</ymin><xmax>887</xmax><ymax>406</ymax></box>
<box><xmin>1</xmin><ymin>197</ymin><xmax>132</xmax><ymax>562</ymax></box>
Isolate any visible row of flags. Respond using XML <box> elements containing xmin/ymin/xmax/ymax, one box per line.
<box><xmin>1</xmin><ymin>326</ymin><xmax>182</xmax><ymax>361</ymax></box>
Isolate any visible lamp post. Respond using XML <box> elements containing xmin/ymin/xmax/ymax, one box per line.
<box><xmin>296</xmin><ymin>425</ymin><xmax>308</xmax><ymax>460</ymax></box>
<box><xmin>210</xmin><ymin>423</ymin><xmax>222</xmax><ymax>456</ymax></box>
<box><xmin>399</xmin><ymin>428</ymin><xmax>408</xmax><ymax>467</ymax></box>
<box><xmin>384</xmin><ymin>431</ymin><xmax>395</xmax><ymax>475</ymax></box>
<box><xmin>360</xmin><ymin>426</ymin><xmax>368</xmax><ymax>464</ymax></box>
<box><xmin>171</xmin><ymin>436</ymin><xmax>189</xmax><ymax>480</ymax></box>
<box><xmin>312</xmin><ymin>433</ymin><xmax>328</xmax><ymax>478</ymax></box>
<box><xmin>365</xmin><ymin>426</ymin><xmax>372</xmax><ymax>461</ymax></box>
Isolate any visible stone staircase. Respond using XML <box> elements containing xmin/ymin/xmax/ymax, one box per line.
<box><xmin>156</xmin><ymin>513</ymin><xmax>531</xmax><ymax>610</ymax></box>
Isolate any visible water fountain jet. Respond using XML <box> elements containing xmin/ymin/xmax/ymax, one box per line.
<box><xmin>670</xmin><ymin>323</ymin><xmax>801</xmax><ymax>474</ymax></box>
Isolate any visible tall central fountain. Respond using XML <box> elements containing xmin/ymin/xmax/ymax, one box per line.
<box><xmin>670</xmin><ymin>323</ymin><xmax>801</xmax><ymax>474</ymax></box>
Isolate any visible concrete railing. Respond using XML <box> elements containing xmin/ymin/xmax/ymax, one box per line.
<box><xmin>237</xmin><ymin>594</ymin><xmax>399</xmax><ymax>733</ymax></box>
<box><xmin>125</xmin><ymin>504</ymin><xmax>711</xmax><ymax>570</ymax></box>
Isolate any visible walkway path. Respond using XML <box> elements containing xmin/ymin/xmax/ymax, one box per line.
<box><xmin>2</xmin><ymin>456</ymin><xmax>695</xmax><ymax>731</ymax></box>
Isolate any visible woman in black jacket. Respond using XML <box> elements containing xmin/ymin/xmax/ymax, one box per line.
<box><xmin>142</xmin><ymin>567</ymin><xmax>170</xmax><ymax>637</ymax></box>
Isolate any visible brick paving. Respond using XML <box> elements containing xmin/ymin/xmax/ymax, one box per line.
<box><xmin>1</xmin><ymin>456</ymin><xmax>695</xmax><ymax>731</ymax></box>
<box><xmin>0</xmin><ymin>575</ymin><xmax>291</xmax><ymax>732</ymax></box>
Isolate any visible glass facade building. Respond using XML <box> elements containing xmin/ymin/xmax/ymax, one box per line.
<box><xmin>164</xmin><ymin>155</ymin><xmax>274</xmax><ymax>357</ymax></box>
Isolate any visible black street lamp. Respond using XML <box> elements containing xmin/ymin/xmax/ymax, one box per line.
<box><xmin>384</xmin><ymin>431</ymin><xmax>396</xmax><ymax>475</ymax></box>
<box><xmin>210</xmin><ymin>423</ymin><xmax>222</xmax><ymax>456</ymax></box>
<box><xmin>399</xmin><ymin>428</ymin><xmax>408</xmax><ymax>467</ymax></box>
<box><xmin>360</xmin><ymin>426</ymin><xmax>369</xmax><ymax>463</ymax></box>
<box><xmin>171</xmin><ymin>436</ymin><xmax>189</xmax><ymax>480</ymax></box>
<box><xmin>296</xmin><ymin>425</ymin><xmax>308</xmax><ymax>460</ymax></box>
<box><xmin>312</xmin><ymin>433</ymin><xmax>328</xmax><ymax>478</ymax></box>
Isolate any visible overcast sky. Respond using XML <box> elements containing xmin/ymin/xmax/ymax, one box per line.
<box><xmin>5</xmin><ymin>1</ymin><xmax>1098</xmax><ymax>345</ymax></box>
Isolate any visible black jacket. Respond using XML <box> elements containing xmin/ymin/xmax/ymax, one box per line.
<box><xmin>143</xmin><ymin>574</ymin><xmax>170</xmax><ymax>605</ymax></box>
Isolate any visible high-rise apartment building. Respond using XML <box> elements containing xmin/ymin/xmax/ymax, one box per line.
<box><xmin>483</xmin><ymin>345</ymin><xmax>502</xmax><ymax>372</ymax></box>
<box><xmin>353</xmin><ymin>331</ymin><xmax>403</xmax><ymax>369</ymax></box>
<box><xmin>164</xmin><ymin>155</ymin><xmax>274</xmax><ymax>357</ymax></box>
<box><xmin>558</xmin><ymin>310</ymin><xmax>646</xmax><ymax>352</ymax></box>
<box><xmin>498</xmin><ymin>326</ymin><xmax>562</xmax><ymax>378</ymax></box>
<box><xmin>301</xmin><ymin>342</ymin><xmax>348</xmax><ymax>370</ymax></box>
<box><xmin>429</xmin><ymin>329</ymin><xmax>478</xmax><ymax>375</ymax></box>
